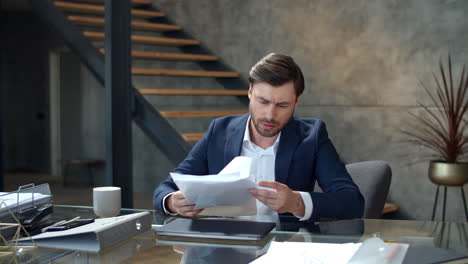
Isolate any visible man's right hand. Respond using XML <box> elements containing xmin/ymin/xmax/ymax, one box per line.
<box><xmin>165</xmin><ymin>191</ymin><xmax>204</xmax><ymax>217</ymax></box>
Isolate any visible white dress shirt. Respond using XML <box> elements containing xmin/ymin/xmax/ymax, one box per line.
<box><xmin>163</xmin><ymin>116</ymin><xmax>313</xmax><ymax>220</ymax></box>
<box><xmin>241</xmin><ymin>116</ymin><xmax>313</xmax><ymax>221</ymax></box>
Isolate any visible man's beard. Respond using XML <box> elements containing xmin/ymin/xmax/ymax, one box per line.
<box><xmin>251</xmin><ymin>117</ymin><xmax>282</xmax><ymax>137</ymax></box>
<box><xmin>250</xmin><ymin>109</ymin><xmax>292</xmax><ymax>138</ymax></box>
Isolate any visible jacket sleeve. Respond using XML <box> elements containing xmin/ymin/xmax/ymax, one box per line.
<box><xmin>308</xmin><ymin>122</ymin><xmax>365</xmax><ymax>221</ymax></box>
<box><xmin>153</xmin><ymin>120</ymin><xmax>215</xmax><ymax>212</ymax></box>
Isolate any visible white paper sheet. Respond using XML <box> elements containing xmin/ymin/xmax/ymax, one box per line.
<box><xmin>0</xmin><ymin>192</ymin><xmax>50</xmax><ymax>210</ymax></box>
<box><xmin>250</xmin><ymin>241</ymin><xmax>362</xmax><ymax>264</ymax></box>
<box><xmin>171</xmin><ymin>157</ymin><xmax>257</xmax><ymax>211</ymax></box>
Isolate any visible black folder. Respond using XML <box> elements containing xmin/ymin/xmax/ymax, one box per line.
<box><xmin>402</xmin><ymin>246</ymin><xmax>467</xmax><ymax>264</ymax></box>
<box><xmin>155</xmin><ymin>218</ymin><xmax>276</xmax><ymax>241</ymax></box>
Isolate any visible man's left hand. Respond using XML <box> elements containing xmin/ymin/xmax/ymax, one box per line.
<box><xmin>250</xmin><ymin>181</ymin><xmax>305</xmax><ymax>216</ymax></box>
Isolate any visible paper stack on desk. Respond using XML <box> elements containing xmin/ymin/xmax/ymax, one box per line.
<box><xmin>251</xmin><ymin>242</ymin><xmax>362</xmax><ymax>264</ymax></box>
<box><xmin>0</xmin><ymin>183</ymin><xmax>52</xmax><ymax>219</ymax></box>
<box><xmin>0</xmin><ymin>183</ymin><xmax>53</xmax><ymax>238</ymax></box>
<box><xmin>171</xmin><ymin>156</ymin><xmax>257</xmax><ymax>216</ymax></box>
<box><xmin>251</xmin><ymin>239</ymin><xmax>409</xmax><ymax>264</ymax></box>
<box><xmin>0</xmin><ymin>192</ymin><xmax>50</xmax><ymax>211</ymax></box>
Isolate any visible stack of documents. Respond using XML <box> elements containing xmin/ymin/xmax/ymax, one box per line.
<box><xmin>171</xmin><ymin>157</ymin><xmax>257</xmax><ymax>216</ymax></box>
<box><xmin>0</xmin><ymin>183</ymin><xmax>52</xmax><ymax>219</ymax></box>
<box><xmin>251</xmin><ymin>241</ymin><xmax>362</xmax><ymax>264</ymax></box>
<box><xmin>251</xmin><ymin>238</ymin><xmax>409</xmax><ymax>264</ymax></box>
<box><xmin>0</xmin><ymin>192</ymin><xmax>50</xmax><ymax>212</ymax></box>
<box><xmin>0</xmin><ymin>183</ymin><xmax>52</xmax><ymax>239</ymax></box>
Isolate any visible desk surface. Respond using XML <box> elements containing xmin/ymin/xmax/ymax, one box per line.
<box><xmin>5</xmin><ymin>205</ymin><xmax>468</xmax><ymax>263</ymax></box>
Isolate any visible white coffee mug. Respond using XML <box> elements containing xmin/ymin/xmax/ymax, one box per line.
<box><xmin>93</xmin><ymin>186</ymin><xmax>121</xmax><ymax>218</ymax></box>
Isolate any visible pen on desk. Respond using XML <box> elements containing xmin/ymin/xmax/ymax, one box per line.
<box><xmin>41</xmin><ymin>217</ymin><xmax>81</xmax><ymax>233</ymax></box>
<box><xmin>63</xmin><ymin>216</ymin><xmax>80</xmax><ymax>225</ymax></box>
<box><xmin>41</xmin><ymin>220</ymin><xmax>66</xmax><ymax>233</ymax></box>
<box><xmin>385</xmin><ymin>244</ymin><xmax>401</xmax><ymax>264</ymax></box>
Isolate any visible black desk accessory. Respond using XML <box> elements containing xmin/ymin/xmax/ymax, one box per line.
<box><xmin>21</xmin><ymin>204</ymin><xmax>55</xmax><ymax>235</ymax></box>
<box><xmin>402</xmin><ymin>246</ymin><xmax>467</xmax><ymax>264</ymax></box>
<box><xmin>22</xmin><ymin>204</ymin><xmax>53</xmax><ymax>226</ymax></box>
<box><xmin>44</xmin><ymin>218</ymin><xmax>95</xmax><ymax>232</ymax></box>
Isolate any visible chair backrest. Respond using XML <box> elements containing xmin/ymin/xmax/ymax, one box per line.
<box><xmin>345</xmin><ymin>160</ymin><xmax>392</xmax><ymax>219</ymax></box>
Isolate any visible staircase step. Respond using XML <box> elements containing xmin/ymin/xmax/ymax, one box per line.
<box><xmin>133</xmin><ymin>50</ymin><xmax>218</xmax><ymax>61</ymax></box>
<box><xmin>382</xmin><ymin>203</ymin><xmax>399</xmax><ymax>215</ymax></box>
<box><xmin>139</xmin><ymin>89</ymin><xmax>247</xmax><ymax>96</ymax></box>
<box><xmin>54</xmin><ymin>1</ymin><xmax>164</xmax><ymax>18</ymax></box>
<box><xmin>160</xmin><ymin>110</ymin><xmax>247</xmax><ymax>118</ymax></box>
<box><xmin>99</xmin><ymin>49</ymin><xmax>218</xmax><ymax>61</ymax></box>
<box><xmin>132</xmin><ymin>68</ymin><xmax>239</xmax><ymax>78</ymax></box>
<box><xmin>68</xmin><ymin>16</ymin><xmax>181</xmax><ymax>31</ymax></box>
<box><xmin>181</xmin><ymin>133</ymin><xmax>204</xmax><ymax>142</ymax></box>
<box><xmin>84</xmin><ymin>31</ymin><xmax>199</xmax><ymax>46</ymax></box>
<box><xmin>74</xmin><ymin>0</ymin><xmax>151</xmax><ymax>5</ymax></box>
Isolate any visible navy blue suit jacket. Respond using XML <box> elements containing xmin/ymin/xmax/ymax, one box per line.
<box><xmin>153</xmin><ymin>114</ymin><xmax>364</xmax><ymax>221</ymax></box>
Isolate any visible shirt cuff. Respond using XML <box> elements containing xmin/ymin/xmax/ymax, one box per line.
<box><xmin>293</xmin><ymin>192</ymin><xmax>313</xmax><ymax>221</ymax></box>
<box><xmin>162</xmin><ymin>192</ymin><xmax>178</xmax><ymax>216</ymax></box>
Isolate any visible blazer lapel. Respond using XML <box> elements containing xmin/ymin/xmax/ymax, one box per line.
<box><xmin>224</xmin><ymin>114</ymin><xmax>249</xmax><ymax>166</ymax></box>
<box><xmin>275</xmin><ymin>118</ymin><xmax>300</xmax><ymax>184</ymax></box>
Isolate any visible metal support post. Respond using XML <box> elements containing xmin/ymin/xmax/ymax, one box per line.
<box><xmin>104</xmin><ymin>0</ymin><xmax>133</xmax><ymax>208</ymax></box>
<box><xmin>432</xmin><ymin>185</ymin><xmax>440</xmax><ymax>221</ymax></box>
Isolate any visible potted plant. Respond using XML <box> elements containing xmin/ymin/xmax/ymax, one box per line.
<box><xmin>402</xmin><ymin>56</ymin><xmax>468</xmax><ymax>187</ymax></box>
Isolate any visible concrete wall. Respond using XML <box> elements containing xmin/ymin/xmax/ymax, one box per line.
<box><xmin>149</xmin><ymin>0</ymin><xmax>468</xmax><ymax>220</ymax></box>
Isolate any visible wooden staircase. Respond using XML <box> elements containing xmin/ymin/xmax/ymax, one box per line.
<box><xmin>54</xmin><ymin>1</ymin><xmax>164</xmax><ymax>18</ymax></box>
<box><xmin>54</xmin><ymin>0</ymin><xmax>248</xmax><ymax>143</ymax></box>
<box><xmin>67</xmin><ymin>15</ymin><xmax>182</xmax><ymax>31</ymax></box>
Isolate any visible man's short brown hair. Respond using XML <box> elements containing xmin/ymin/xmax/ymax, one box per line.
<box><xmin>248</xmin><ymin>53</ymin><xmax>305</xmax><ymax>96</ymax></box>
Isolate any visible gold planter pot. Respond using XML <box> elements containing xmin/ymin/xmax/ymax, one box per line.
<box><xmin>428</xmin><ymin>161</ymin><xmax>468</xmax><ymax>186</ymax></box>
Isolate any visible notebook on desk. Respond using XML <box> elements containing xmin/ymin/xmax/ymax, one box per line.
<box><xmin>155</xmin><ymin>218</ymin><xmax>276</xmax><ymax>241</ymax></box>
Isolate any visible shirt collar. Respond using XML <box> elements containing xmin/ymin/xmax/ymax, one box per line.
<box><xmin>243</xmin><ymin>115</ymin><xmax>281</xmax><ymax>152</ymax></box>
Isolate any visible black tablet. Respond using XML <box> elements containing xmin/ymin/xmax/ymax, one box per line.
<box><xmin>155</xmin><ymin>218</ymin><xmax>276</xmax><ymax>241</ymax></box>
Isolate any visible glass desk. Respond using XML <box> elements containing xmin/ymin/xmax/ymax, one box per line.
<box><xmin>3</xmin><ymin>205</ymin><xmax>468</xmax><ymax>263</ymax></box>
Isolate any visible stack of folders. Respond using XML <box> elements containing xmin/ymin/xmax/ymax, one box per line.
<box><xmin>16</xmin><ymin>212</ymin><xmax>152</xmax><ymax>252</ymax></box>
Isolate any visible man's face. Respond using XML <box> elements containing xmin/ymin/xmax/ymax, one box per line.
<box><xmin>248</xmin><ymin>81</ymin><xmax>299</xmax><ymax>138</ymax></box>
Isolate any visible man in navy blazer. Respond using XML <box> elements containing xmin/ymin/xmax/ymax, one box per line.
<box><xmin>154</xmin><ymin>53</ymin><xmax>364</xmax><ymax>221</ymax></box>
